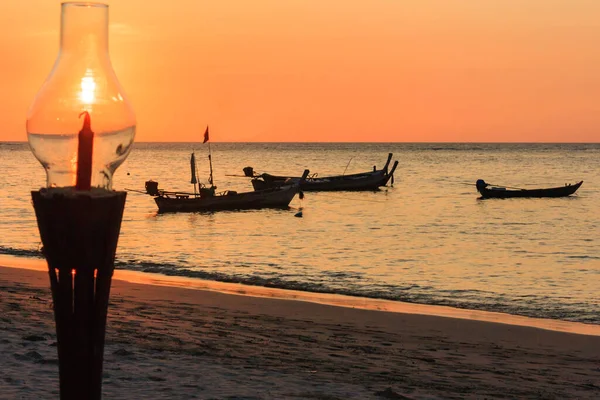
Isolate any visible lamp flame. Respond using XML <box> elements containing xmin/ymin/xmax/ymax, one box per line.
<box><xmin>79</xmin><ymin>70</ymin><xmax>96</xmax><ymax>106</ymax></box>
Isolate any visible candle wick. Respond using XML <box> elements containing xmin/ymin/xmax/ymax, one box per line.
<box><xmin>79</xmin><ymin>111</ymin><xmax>92</xmax><ymax>131</ymax></box>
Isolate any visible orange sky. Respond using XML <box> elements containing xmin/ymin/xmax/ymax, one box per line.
<box><xmin>1</xmin><ymin>0</ymin><xmax>599</xmax><ymax>142</ymax></box>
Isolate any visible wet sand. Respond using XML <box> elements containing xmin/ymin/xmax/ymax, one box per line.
<box><xmin>1</xmin><ymin>262</ymin><xmax>599</xmax><ymax>399</ymax></box>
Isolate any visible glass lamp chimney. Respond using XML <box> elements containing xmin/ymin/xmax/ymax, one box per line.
<box><xmin>26</xmin><ymin>2</ymin><xmax>136</xmax><ymax>190</ymax></box>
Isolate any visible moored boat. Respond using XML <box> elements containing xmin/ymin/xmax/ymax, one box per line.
<box><xmin>146</xmin><ymin>176</ymin><xmax>306</xmax><ymax>213</ymax></box>
<box><xmin>145</xmin><ymin>125</ymin><xmax>308</xmax><ymax>213</ymax></box>
<box><xmin>247</xmin><ymin>153</ymin><xmax>398</xmax><ymax>192</ymax></box>
<box><xmin>476</xmin><ymin>179</ymin><xmax>583</xmax><ymax>199</ymax></box>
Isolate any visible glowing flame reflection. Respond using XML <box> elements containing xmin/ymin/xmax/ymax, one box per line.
<box><xmin>79</xmin><ymin>69</ymin><xmax>96</xmax><ymax>106</ymax></box>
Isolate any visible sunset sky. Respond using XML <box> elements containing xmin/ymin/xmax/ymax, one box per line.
<box><xmin>1</xmin><ymin>0</ymin><xmax>599</xmax><ymax>142</ymax></box>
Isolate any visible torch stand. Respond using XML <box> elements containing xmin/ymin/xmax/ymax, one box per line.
<box><xmin>31</xmin><ymin>189</ymin><xmax>127</xmax><ymax>400</ymax></box>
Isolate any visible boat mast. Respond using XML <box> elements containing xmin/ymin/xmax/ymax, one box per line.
<box><xmin>204</xmin><ymin>125</ymin><xmax>214</xmax><ymax>187</ymax></box>
<box><xmin>208</xmin><ymin>145</ymin><xmax>214</xmax><ymax>187</ymax></box>
<box><xmin>190</xmin><ymin>152</ymin><xmax>198</xmax><ymax>195</ymax></box>
<box><xmin>196</xmin><ymin>157</ymin><xmax>201</xmax><ymax>191</ymax></box>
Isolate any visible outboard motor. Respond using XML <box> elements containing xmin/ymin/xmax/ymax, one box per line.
<box><xmin>243</xmin><ymin>166</ymin><xmax>254</xmax><ymax>177</ymax></box>
<box><xmin>145</xmin><ymin>180</ymin><xmax>159</xmax><ymax>196</ymax></box>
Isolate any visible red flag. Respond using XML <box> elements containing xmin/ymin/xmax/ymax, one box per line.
<box><xmin>203</xmin><ymin>126</ymin><xmax>209</xmax><ymax>143</ymax></box>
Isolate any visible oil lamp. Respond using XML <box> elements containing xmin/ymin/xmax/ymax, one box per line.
<box><xmin>27</xmin><ymin>2</ymin><xmax>136</xmax><ymax>189</ymax></box>
<box><xmin>28</xmin><ymin>3</ymin><xmax>133</xmax><ymax>399</ymax></box>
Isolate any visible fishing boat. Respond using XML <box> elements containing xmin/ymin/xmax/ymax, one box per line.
<box><xmin>144</xmin><ymin>126</ymin><xmax>308</xmax><ymax>213</ymax></box>
<box><xmin>246</xmin><ymin>153</ymin><xmax>398</xmax><ymax>192</ymax></box>
<box><xmin>145</xmin><ymin>177</ymin><xmax>306</xmax><ymax>213</ymax></box>
<box><xmin>476</xmin><ymin>179</ymin><xmax>583</xmax><ymax>199</ymax></box>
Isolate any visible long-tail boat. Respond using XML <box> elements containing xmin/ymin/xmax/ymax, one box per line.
<box><xmin>476</xmin><ymin>179</ymin><xmax>583</xmax><ymax>199</ymax></box>
<box><xmin>145</xmin><ymin>126</ymin><xmax>308</xmax><ymax>213</ymax></box>
<box><xmin>145</xmin><ymin>175</ymin><xmax>306</xmax><ymax>213</ymax></box>
<box><xmin>246</xmin><ymin>153</ymin><xmax>398</xmax><ymax>192</ymax></box>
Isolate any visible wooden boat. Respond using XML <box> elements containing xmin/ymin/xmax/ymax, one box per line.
<box><xmin>476</xmin><ymin>179</ymin><xmax>583</xmax><ymax>199</ymax></box>
<box><xmin>146</xmin><ymin>176</ymin><xmax>306</xmax><ymax>213</ymax></box>
<box><xmin>145</xmin><ymin>126</ymin><xmax>308</xmax><ymax>213</ymax></box>
<box><xmin>247</xmin><ymin>153</ymin><xmax>398</xmax><ymax>192</ymax></box>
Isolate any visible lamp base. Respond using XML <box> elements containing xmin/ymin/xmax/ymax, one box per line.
<box><xmin>31</xmin><ymin>189</ymin><xmax>126</xmax><ymax>400</ymax></box>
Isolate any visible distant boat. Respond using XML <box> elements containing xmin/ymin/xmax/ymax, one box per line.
<box><xmin>246</xmin><ymin>153</ymin><xmax>398</xmax><ymax>192</ymax></box>
<box><xmin>476</xmin><ymin>179</ymin><xmax>583</xmax><ymax>199</ymax></box>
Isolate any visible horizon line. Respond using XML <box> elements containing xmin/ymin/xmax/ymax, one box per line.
<box><xmin>2</xmin><ymin>141</ymin><xmax>600</xmax><ymax>144</ymax></box>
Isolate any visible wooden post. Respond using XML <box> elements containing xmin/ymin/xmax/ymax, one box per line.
<box><xmin>31</xmin><ymin>189</ymin><xmax>126</xmax><ymax>400</ymax></box>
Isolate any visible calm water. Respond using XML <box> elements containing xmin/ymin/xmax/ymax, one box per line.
<box><xmin>0</xmin><ymin>142</ymin><xmax>598</xmax><ymax>324</ymax></box>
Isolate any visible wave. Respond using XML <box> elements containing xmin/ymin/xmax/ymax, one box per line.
<box><xmin>1</xmin><ymin>245</ymin><xmax>597</xmax><ymax>325</ymax></box>
<box><xmin>0</xmin><ymin>246</ymin><xmax>42</xmax><ymax>258</ymax></box>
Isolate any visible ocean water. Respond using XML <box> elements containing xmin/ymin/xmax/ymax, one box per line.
<box><xmin>0</xmin><ymin>142</ymin><xmax>598</xmax><ymax>324</ymax></box>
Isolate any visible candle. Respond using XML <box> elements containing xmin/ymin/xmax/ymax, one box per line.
<box><xmin>76</xmin><ymin>111</ymin><xmax>94</xmax><ymax>190</ymax></box>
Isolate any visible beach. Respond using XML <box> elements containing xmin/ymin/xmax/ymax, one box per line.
<box><xmin>1</xmin><ymin>262</ymin><xmax>599</xmax><ymax>399</ymax></box>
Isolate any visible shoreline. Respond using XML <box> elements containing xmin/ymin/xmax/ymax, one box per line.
<box><xmin>1</xmin><ymin>261</ymin><xmax>599</xmax><ymax>398</ymax></box>
<box><xmin>1</xmin><ymin>254</ymin><xmax>598</xmax><ymax>337</ymax></box>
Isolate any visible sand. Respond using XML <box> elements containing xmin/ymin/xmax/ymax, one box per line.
<box><xmin>1</xmin><ymin>262</ymin><xmax>599</xmax><ymax>399</ymax></box>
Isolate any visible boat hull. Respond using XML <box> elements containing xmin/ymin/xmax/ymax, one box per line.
<box><xmin>252</xmin><ymin>160</ymin><xmax>398</xmax><ymax>192</ymax></box>
<box><xmin>477</xmin><ymin>181</ymin><xmax>583</xmax><ymax>199</ymax></box>
<box><xmin>155</xmin><ymin>185</ymin><xmax>299</xmax><ymax>213</ymax></box>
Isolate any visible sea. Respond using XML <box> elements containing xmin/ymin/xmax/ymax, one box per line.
<box><xmin>0</xmin><ymin>142</ymin><xmax>598</xmax><ymax>325</ymax></box>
